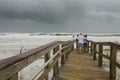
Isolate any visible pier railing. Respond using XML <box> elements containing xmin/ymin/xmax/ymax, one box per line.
<box><xmin>0</xmin><ymin>39</ymin><xmax>120</xmax><ymax>80</ymax></box>
<box><xmin>0</xmin><ymin>41</ymin><xmax>73</xmax><ymax>80</ymax></box>
<box><xmin>87</xmin><ymin>40</ymin><xmax>120</xmax><ymax>80</ymax></box>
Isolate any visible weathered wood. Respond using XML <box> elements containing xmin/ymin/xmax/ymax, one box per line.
<box><xmin>72</xmin><ymin>42</ymin><xmax>74</xmax><ymax>50</ymax></box>
<box><xmin>0</xmin><ymin>64</ymin><xmax>16</xmax><ymax>80</ymax></box>
<box><xmin>110</xmin><ymin>46</ymin><xmax>117</xmax><ymax>80</ymax></box>
<box><xmin>0</xmin><ymin>41</ymin><xmax>60</xmax><ymax>80</ymax></box>
<box><xmin>87</xmin><ymin>41</ymin><xmax>89</xmax><ymax>53</ymax></box>
<box><xmin>31</xmin><ymin>42</ymin><xmax>70</xmax><ymax>80</ymax></box>
<box><xmin>44</xmin><ymin>52</ymin><xmax>50</xmax><ymax>80</ymax></box>
<box><xmin>53</xmin><ymin>46</ymin><xmax>59</xmax><ymax>78</ymax></box>
<box><xmin>109</xmin><ymin>42</ymin><xmax>120</xmax><ymax>49</ymax></box>
<box><xmin>53</xmin><ymin>61</ymin><xmax>59</xmax><ymax>77</ymax></box>
<box><xmin>90</xmin><ymin>42</ymin><xmax>93</xmax><ymax>56</ymax></box>
<box><xmin>61</xmin><ymin>44</ymin><xmax>66</xmax><ymax>65</ymax></box>
<box><xmin>93</xmin><ymin>43</ymin><xmax>96</xmax><ymax>60</ymax></box>
<box><xmin>0</xmin><ymin>42</ymin><xmax>59</xmax><ymax>70</ymax></box>
<box><xmin>27</xmin><ymin>55</ymin><xmax>35</xmax><ymax>65</ymax></box>
<box><xmin>0</xmin><ymin>39</ymin><xmax>120</xmax><ymax>80</ymax></box>
<box><xmin>58</xmin><ymin>51</ymin><xmax>108</xmax><ymax>80</ymax></box>
<box><xmin>61</xmin><ymin>54</ymin><xmax>65</xmax><ymax>65</ymax></box>
<box><xmin>37</xmin><ymin>67</ymin><xmax>50</xmax><ymax>80</ymax></box>
<box><xmin>65</xmin><ymin>48</ymin><xmax>69</xmax><ymax>60</ymax></box>
<box><xmin>7</xmin><ymin>73</ymin><xmax>18</xmax><ymax>80</ymax></box>
<box><xmin>98</xmin><ymin>44</ymin><xmax>103</xmax><ymax>67</ymax></box>
<box><xmin>82</xmin><ymin>40</ymin><xmax>120</xmax><ymax>80</ymax></box>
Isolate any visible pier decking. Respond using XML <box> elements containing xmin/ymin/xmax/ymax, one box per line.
<box><xmin>54</xmin><ymin>50</ymin><xmax>108</xmax><ymax>80</ymax></box>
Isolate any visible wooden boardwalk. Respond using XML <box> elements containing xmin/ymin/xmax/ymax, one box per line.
<box><xmin>0</xmin><ymin>41</ymin><xmax>119</xmax><ymax>80</ymax></box>
<box><xmin>55</xmin><ymin>50</ymin><xmax>109</xmax><ymax>80</ymax></box>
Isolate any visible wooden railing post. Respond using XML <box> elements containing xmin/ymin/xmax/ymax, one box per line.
<box><xmin>93</xmin><ymin>43</ymin><xmax>96</xmax><ymax>60</ymax></box>
<box><xmin>7</xmin><ymin>73</ymin><xmax>18</xmax><ymax>80</ymax></box>
<box><xmin>69</xmin><ymin>42</ymin><xmax>72</xmax><ymax>53</ymax></box>
<box><xmin>90</xmin><ymin>42</ymin><xmax>93</xmax><ymax>56</ymax></box>
<box><xmin>110</xmin><ymin>46</ymin><xmax>117</xmax><ymax>80</ymax></box>
<box><xmin>72</xmin><ymin>41</ymin><xmax>74</xmax><ymax>50</ymax></box>
<box><xmin>87</xmin><ymin>41</ymin><xmax>89</xmax><ymax>53</ymax></box>
<box><xmin>68</xmin><ymin>43</ymin><xmax>71</xmax><ymax>55</ymax></box>
<box><xmin>90</xmin><ymin>42</ymin><xmax>91</xmax><ymax>55</ymax></box>
<box><xmin>44</xmin><ymin>52</ymin><xmax>50</xmax><ymax>80</ymax></box>
<box><xmin>61</xmin><ymin>44</ymin><xmax>66</xmax><ymax>65</ymax></box>
<box><xmin>98</xmin><ymin>44</ymin><xmax>103</xmax><ymax>67</ymax></box>
<box><xmin>66</xmin><ymin>42</ymin><xmax>72</xmax><ymax>60</ymax></box>
<box><xmin>53</xmin><ymin>46</ymin><xmax>59</xmax><ymax>77</ymax></box>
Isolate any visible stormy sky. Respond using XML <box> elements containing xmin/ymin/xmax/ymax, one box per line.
<box><xmin>0</xmin><ymin>0</ymin><xmax>120</xmax><ymax>33</ymax></box>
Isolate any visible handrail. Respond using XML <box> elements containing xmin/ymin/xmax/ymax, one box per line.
<box><xmin>0</xmin><ymin>41</ymin><xmax>58</xmax><ymax>71</ymax></box>
<box><xmin>87</xmin><ymin>40</ymin><xmax>120</xmax><ymax>80</ymax></box>
<box><xmin>30</xmin><ymin>44</ymin><xmax>71</xmax><ymax>80</ymax></box>
<box><xmin>0</xmin><ymin>40</ymin><xmax>74</xmax><ymax>80</ymax></box>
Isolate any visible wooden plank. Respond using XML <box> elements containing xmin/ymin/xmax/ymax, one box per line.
<box><xmin>90</xmin><ymin>42</ymin><xmax>93</xmax><ymax>56</ymax></box>
<box><xmin>7</xmin><ymin>73</ymin><xmax>18</xmax><ymax>80</ymax></box>
<box><xmin>110</xmin><ymin>42</ymin><xmax>120</xmax><ymax>50</ymax></box>
<box><xmin>110</xmin><ymin>46</ymin><xmax>117</xmax><ymax>80</ymax></box>
<box><xmin>37</xmin><ymin>67</ymin><xmax>50</xmax><ymax>80</ymax></box>
<box><xmin>0</xmin><ymin>59</ymin><xmax>27</xmax><ymax>80</ymax></box>
<box><xmin>27</xmin><ymin>55</ymin><xmax>35</xmax><ymax>65</ymax></box>
<box><xmin>53</xmin><ymin>46</ymin><xmax>59</xmax><ymax>78</ymax></box>
<box><xmin>0</xmin><ymin>64</ymin><xmax>15</xmax><ymax>80</ymax></box>
<box><xmin>58</xmin><ymin>51</ymin><xmax>108</xmax><ymax>80</ymax></box>
<box><xmin>93</xmin><ymin>43</ymin><xmax>96</xmax><ymax>60</ymax></box>
<box><xmin>44</xmin><ymin>52</ymin><xmax>50</xmax><ymax>80</ymax></box>
<box><xmin>98</xmin><ymin>44</ymin><xmax>103</xmax><ymax>67</ymax></box>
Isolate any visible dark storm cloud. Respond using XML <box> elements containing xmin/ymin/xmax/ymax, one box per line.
<box><xmin>0</xmin><ymin>0</ymin><xmax>85</xmax><ymax>23</ymax></box>
<box><xmin>0</xmin><ymin>0</ymin><xmax>120</xmax><ymax>32</ymax></box>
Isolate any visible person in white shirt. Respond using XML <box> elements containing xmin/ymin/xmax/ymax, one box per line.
<box><xmin>78</xmin><ymin>33</ymin><xmax>84</xmax><ymax>53</ymax></box>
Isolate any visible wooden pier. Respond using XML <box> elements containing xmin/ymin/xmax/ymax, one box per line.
<box><xmin>0</xmin><ymin>40</ymin><xmax>120</xmax><ymax>80</ymax></box>
<box><xmin>55</xmin><ymin>50</ymin><xmax>108</xmax><ymax>80</ymax></box>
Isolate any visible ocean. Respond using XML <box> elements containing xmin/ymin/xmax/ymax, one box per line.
<box><xmin>0</xmin><ymin>33</ymin><xmax>120</xmax><ymax>80</ymax></box>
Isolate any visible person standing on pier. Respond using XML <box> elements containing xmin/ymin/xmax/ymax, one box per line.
<box><xmin>76</xmin><ymin>34</ymin><xmax>79</xmax><ymax>50</ymax></box>
<box><xmin>78</xmin><ymin>33</ymin><xmax>84</xmax><ymax>53</ymax></box>
<box><xmin>83</xmin><ymin>34</ymin><xmax>88</xmax><ymax>53</ymax></box>
<box><xmin>71</xmin><ymin>35</ymin><xmax>76</xmax><ymax>50</ymax></box>
<box><xmin>71</xmin><ymin>35</ymin><xmax>75</xmax><ymax>41</ymax></box>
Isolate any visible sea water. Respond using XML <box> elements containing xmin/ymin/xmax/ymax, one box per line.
<box><xmin>0</xmin><ymin>33</ymin><xmax>120</xmax><ymax>80</ymax></box>
<box><xmin>0</xmin><ymin>33</ymin><xmax>71</xmax><ymax>60</ymax></box>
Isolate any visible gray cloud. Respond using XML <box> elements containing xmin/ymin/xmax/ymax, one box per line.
<box><xmin>0</xmin><ymin>0</ymin><xmax>85</xmax><ymax>23</ymax></box>
<box><xmin>0</xmin><ymin>0</ymin><xmax>120</xmax><ymax>32</ymax></box>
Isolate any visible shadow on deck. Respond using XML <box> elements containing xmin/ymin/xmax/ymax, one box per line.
<box><xmin>54</xmin><ymin>50</ymin><xmax>109</xmax><ymax>80</ymax></box>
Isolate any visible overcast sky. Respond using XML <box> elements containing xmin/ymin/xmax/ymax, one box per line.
<box><xmin>0</xmin><ymin>0</ymin><xmax>120</xmax><ymax>33</ymax></box>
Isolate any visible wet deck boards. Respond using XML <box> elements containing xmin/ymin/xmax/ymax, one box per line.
<box><xmin>54</xmin><ymin>50</ymin><xmax>109</xmax><ymax>80</ymax></box>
